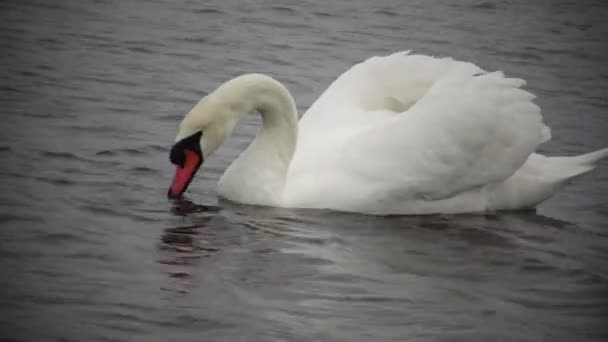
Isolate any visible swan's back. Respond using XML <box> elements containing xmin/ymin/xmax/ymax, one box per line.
<box><xmin>286</xmin><ymin>52</ymin><xmax>554</xmax><ymax>214</ymax></box>
<box><xmin>299</xmin><ymin>52</ymin><xmax>481</xmax><ymax>133</ymax></box>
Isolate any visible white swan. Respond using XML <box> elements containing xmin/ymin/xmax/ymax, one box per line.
<box><xmin>167</xmin><ymin>51</ymin><xmax>607</xmax><ymax>215</ymax></box>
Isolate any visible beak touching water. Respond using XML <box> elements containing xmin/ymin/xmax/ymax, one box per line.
<box><xmin>167</xmin><ymin>131</ymin><xmax>203</xmax><ymax>199</ymax></box>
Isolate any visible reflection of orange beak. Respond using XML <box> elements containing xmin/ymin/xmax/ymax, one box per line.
<box><xmin>167</xmin><ymin>150</ymin><xmax>202</xmax><ymax>199</ymax></box>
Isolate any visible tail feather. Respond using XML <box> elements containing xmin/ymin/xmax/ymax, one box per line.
<box><xmin>551</xmin><ymin>147</ymin><xmax>608</xmax><ymax>180</ymax></box>
<box><xmin>570</xmin><ymin>147</ymin><xmax>608</xmax><ymax>165</ymax></box>
<box><xmin>488</xmin><ymin>148</ymin><xmax>607</xmax><ymax>211</ymax></box>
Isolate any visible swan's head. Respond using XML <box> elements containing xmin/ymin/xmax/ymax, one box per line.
<box><xmin>167</xmin><ymin>95</ymin><xmax>238</xmax><ymax>199</ymax></box>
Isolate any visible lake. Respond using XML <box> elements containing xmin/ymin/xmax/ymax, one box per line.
<box><xmin>1</xmin><ymin>0</ymin><xmax>607</xmax><ymax>341</ymax></box>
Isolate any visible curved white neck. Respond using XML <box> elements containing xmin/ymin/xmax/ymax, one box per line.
<box><xmin>214</xmin><ymin>74</ymin><xmax>298</xmax><ymax>205</ymax></box>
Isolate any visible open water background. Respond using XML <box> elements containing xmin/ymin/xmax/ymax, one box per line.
<box><xmin>1</xmin><ymin>0</ymin><xmax>607</xmax><ymax>341</ymax></box>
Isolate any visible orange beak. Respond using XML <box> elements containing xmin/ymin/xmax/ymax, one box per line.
<box><xmin>168</xmin><ymin>149</ymin><xmax>202</xmax><ymax>199</ymax></box>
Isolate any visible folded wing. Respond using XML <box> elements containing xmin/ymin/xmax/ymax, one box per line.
<box><xmin>340</xmin><ymin>56</ymin><xmax>549</xmax><ymax>201</ymax></box>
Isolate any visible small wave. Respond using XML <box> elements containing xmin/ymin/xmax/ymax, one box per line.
<box><xmin>21</xmin><ymin>112</ymin><xmax>59</xmax><ymax>119</ymax></box>
<box><xmin>156</xmin><ymin>114</ymin><xmax>188</xmax><ymax>122</ymax></box>
<box><xmin>62</xmin><ymin>124</ymin><xmax>122</xmax><ymax>133</ymax></box>
<box><xmin>169</xmin><ymin>272</ymin><xmax>190</xmax><ymax>278</ymax></box>
<box><xmin>163</xmin><ymin>51</ymin><xmax>202</xmax><ymax>59</ymax></box>
<box><xmin>80</xmin><ymin>203</ymin><xmax>122</xmax><ymax>216</ymax></box>
<box><xmin>94</xmin><ymin>317</ymin><xmax>147</xmax><ymax>335</ymax></box>
<box><xmin>0</xmin><ymin>84</ymin><xmax>25</xmax><ymax>94</ymax></box>
<box><xmin>375</xmin><ymin>8</ymin><xmax>399</xmax><ymax>17</ymax></box>
<box><xmin>127</xmin><ymin>46</ymin><xmax>156</xmax><ymax>54</ymax></box>
<box><xmin>103</xmin><ymin>106</ymin><xmax>138</xmax><ymax>115</ymax></box>
<box><xmin>96</xmin><ymin>148</ymin><xmax>146</xmax><ymax>157</ymax></box>
<box><xmin>64</xmin><ymin>250</ymin><xmax>116</xmax><ymax>262</ymax></box>
<box><xmin>267</xmin><ymin>42</ymin><xmax>293</xmax><ymax>50</ymax></box>
<box><xmin>269</xmin><ymin>6</ymin><xmax>296</xmax><ymax>14</ymax></box>
<box><xmin>157</xmin><ymin>248</ymin><xmax>212</xmax><ymax>265</ymax></box>
<box><xmin>95</xmin><ymin>144</ymin><xmax>168</xmax><ymax>159</ymax></box>
<box><xmin>192</xmin><ymin>8</ymin><xmax>223</xmax><ymax>14</ymax></box>
<box><xmin>40</xmin><ymin>151</ymin><xmax>85</xmax><ymax>161</ymax></box>
<box><xmin>39</xmin><ymin>231</ymin><xmax>94</xmax><ymax>244</ymax></box>
<box><xmin>440</xmin><ymin>23</ymin><xmax>482</xmax><ymax>35</ymax></box>
<box><xmin>177</xmin><ymin>36</ymin><xmax>209</xmax><ymax>44</ymax></box>
<box><xmin>519</xmin><ymin>256</ymin><xmax>556</xmax><ymax>273</ymax></box>
<box><xmin>74</xmin><ymin>74</ymin><xmax>139</xmax><ymax>88</ymax></box>
<box><xmin>471</xmin><ymin>1</ymin><xmax>497</xmax><ymax>10</ymax></box>
<box><xmin>67</xmin><ymin>94</ymin><xmax>105</xmax><ymax>103</ymax></box>
<box><xmin>87</xmin><ymin>159</ymin><xmax>122</xmax><ymax>168</ymax></box>
<box><xmin>130</xmin><ymin>166</ymin><xmax>159</xmax><ymax>175</ymax></box>
<box><xmin>17</xmin><ymin>69</ymin><xmax>42</xmax><ymax>78</ymax></box>
<box><xmin>0</xmin><ymin>213</ymin><xmax>43</xmax><ymax>223</ymax></box>
<box><xmin>33</xmin><ymin>176</ymin><xmax>77</xmax><ymax>186</ymax></box>
<box><xmin>566</xmin><ymin>267</ymin><xmax>607</xmax><ymax>286</ymax></box>
<box><xmin>164</xmin><ymin>224</ymin><xmax>207</xmax><ymax>235</ymax></box>
<box><xmin>313</xmin><ymin>11</ymin><xmax>336</xmax><ymax>17</ymax></box>
<box><xmin>145</xmin><ymin>144</ymin><xmax>169</xmax><ymax>152</ymax></box>
<box><xmin>95</xmin><ymin>150</ymin><xmax>115</xmax><ymax>156</ymax></box>
<box><xmin>262</xmin><ymin>56</ymin><xmax>292</xmax><ymax>67</ymax></box>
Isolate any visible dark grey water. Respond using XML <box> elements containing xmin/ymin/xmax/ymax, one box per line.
<box><xmin>1</xmin><ymin>0</ymin><xmax>608</xmax><ymax>341</ymax></box>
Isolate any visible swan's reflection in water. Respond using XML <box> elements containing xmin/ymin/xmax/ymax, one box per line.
<box><xmin>159</xmin><ymin>198</ymin><xmax>583</xmax><ymax>268</ymax></box>
<box><xmin>156</xmin><ymin>199</ymin><xmax>606</xmax><ymax>340</ymax></box>
<box><xmin>169</xmin><ymin>198</ymin><xmax>222</xmax><ymax>217</ymax></box>
<box><xmin>157</xmin><ymin>199</ymin><xmax>222</xmax><ymax>288</ymax></box>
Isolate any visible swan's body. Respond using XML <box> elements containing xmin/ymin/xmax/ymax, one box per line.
<box><xmin>168</xmin><ymin>52</ymin><xmax>607</xmax><ymax>215</ymax></box>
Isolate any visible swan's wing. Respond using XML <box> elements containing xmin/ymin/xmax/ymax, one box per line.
<box><xmin>299</xmin><ymin>51</ymin><xmax>478</xmax><ymax>134</ymax></box>
<box><xmin>340</xmin><ymin>64</ymin><xmax>549</xmax><ymax>201</ymax></box>
<box><xmin>296</xmin><ymin>52</ymin><xmax>490</xmax><ymax>159</ymax></box>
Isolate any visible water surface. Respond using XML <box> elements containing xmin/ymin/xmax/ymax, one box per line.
<box><xmin>1</xmin><ymin>0</ymin><xmax>607</xmax><ymax>341</ymax></box>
